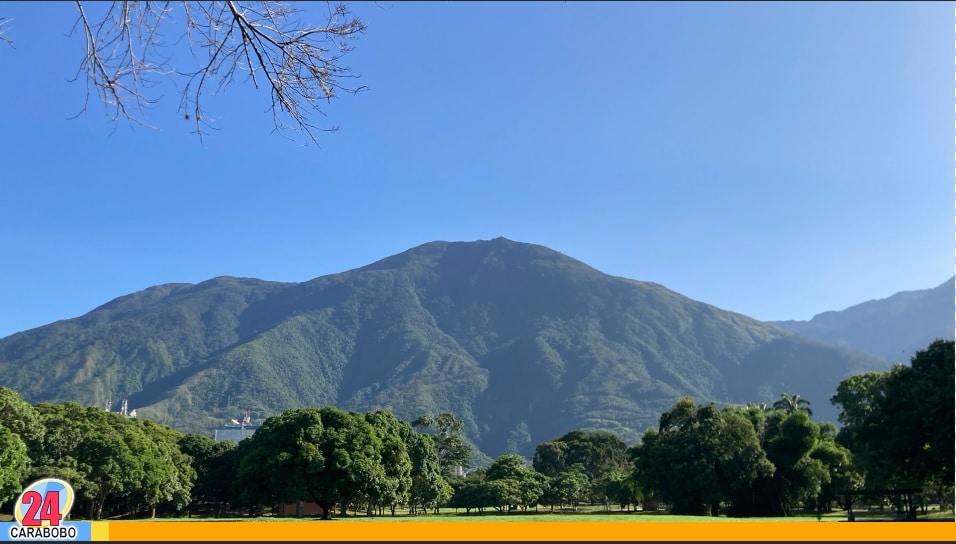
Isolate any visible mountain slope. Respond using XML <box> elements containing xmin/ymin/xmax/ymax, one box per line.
<box><xmin>771</xmin><ymin>277</ymin><xmax>954</xmax><ymax>363</ymax></box>
<box><xmin>0</xmin><ymin>238</ymin><xmax>892</xmax><ymax>457</ymax></box>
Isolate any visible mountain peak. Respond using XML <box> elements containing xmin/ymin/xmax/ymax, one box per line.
<box><xmin>0</xmin><ymin>238</ymin><xmax>901</xmax><ymax>458</ymax></box>
<box><xmin>357</xmin><ymin>237</ymin><xmax>591</xmax><ymax>276</ymax></box>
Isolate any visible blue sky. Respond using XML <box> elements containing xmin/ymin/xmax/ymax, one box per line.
<box><xmin>0</xmin><ymin>1</ymin><xmax>952</xmax><ymax>339</ymax></box>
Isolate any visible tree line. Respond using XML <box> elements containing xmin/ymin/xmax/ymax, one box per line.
<box><xmin>0</xmin><ymin>339</ymin><xmax>951</xmax><ymax>519</ymax></box>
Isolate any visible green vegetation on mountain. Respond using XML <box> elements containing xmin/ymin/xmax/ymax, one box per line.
<box><xmin>0</xmin><ymin>238</ymin><xmax>892</xmax><ymax>458</ymax></box>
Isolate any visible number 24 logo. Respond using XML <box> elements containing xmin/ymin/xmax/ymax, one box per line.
<box><xmin>13</xmin><ymin>478</ymin><xmax>75</xmax><ymax>527</ymax></box>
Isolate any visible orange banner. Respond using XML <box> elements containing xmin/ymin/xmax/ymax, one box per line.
<box><xmin>103</xmin><ymin>520</ymin><xmax>956</xmax><ymax>541</ymax></box>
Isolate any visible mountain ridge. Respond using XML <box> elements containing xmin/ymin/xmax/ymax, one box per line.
<box><xmin>0</xmin><ymin>237</ymin><xmax>895</xmax><ymax>458</ymax></box>
<box><xmin>770</xmin><ymin>276</ymin><xmax>954</xmax><ymax>363</ymax></box>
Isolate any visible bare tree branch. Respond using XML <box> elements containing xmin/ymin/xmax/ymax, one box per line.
<box><xmin>0</xmin><ymin>17</ymin><xmax>15</xmax><ymax>48</ymax></box>
<box><xmin>67</xmin><ymin>1</ymin><xmax>366</xmax><ymax>144</ymax></box>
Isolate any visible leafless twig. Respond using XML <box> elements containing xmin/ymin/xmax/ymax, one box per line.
<box><xmin>0</xmin><ymin>17</ymin><xmax>14</xmax><ymax>48</ymax></box>
<box><xmin>68</xmin><ymin>1</ymin><xmax>366</xmax><ymax>144</ymax></box>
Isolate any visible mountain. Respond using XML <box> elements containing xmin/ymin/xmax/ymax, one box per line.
<box><xmin>770</xmin><ymin>277</ymin><xmax>954</xmax><ymax>364</ymax></box>
<box><xmin>0</xmin><ymin>238</ymin><xmax>892</xmax><ymax>458</ymax></box>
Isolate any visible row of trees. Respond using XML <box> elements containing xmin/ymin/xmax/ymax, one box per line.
<box><xmin>1</xmin><ymin>340</ymin><xmax>951</xmax><ymax>519</ymax></box>
<box><xmin>434</xmin><ymin>341</ymin><xmax>952</xmax><ymax>518</ymax></box>
<box><xmin>443</xmin><ymin>398</ymin><xmax>845</xmax><ymax>517</ymax></box>
<box><xmin>0</xmin><ymin>398</ymin><xmax>195</xmax><ymax>520</ymax></box>
<box><xmin>627</xmin><ymin>340</ymin><xmax>953</xmax><ymax>517</ymax></box>
<box><xmin>0</xmin><ymin>396</ymin><xmax>466</xmax><ymax>520</ymax></box>
<box><xmin>630</xmin><ymin>397</ymin><xmax>846</xmax><ymax>516</ymax></box>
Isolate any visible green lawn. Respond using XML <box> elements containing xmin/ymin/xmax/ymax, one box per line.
<box><xmin>5</xmin><ymin>505</ymin><xmax>951</xmax><ymax>524</ymax></box>
<box><xmin>99</xmin><ymin>508</ymin><xmax>952</xmax><ymax>523</ymax></box>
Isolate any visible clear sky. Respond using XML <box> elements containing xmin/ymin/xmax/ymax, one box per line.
<box><xmin>0</xmin><ymin>1</ymin><xmax>952</xmax><ymax>339</ymax></box>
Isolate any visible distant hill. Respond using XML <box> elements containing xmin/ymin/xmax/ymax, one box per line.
<box><xmin>770</xmin><ymin>277</ymin><xmax>954</xmax><ymax>364</ymax></box>
<box><xmin>0</xmin><ymin>238</ymin><xmax>892</xmax><ymax>458</ymax></box>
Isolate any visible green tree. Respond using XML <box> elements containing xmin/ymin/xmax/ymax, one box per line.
<box><xmin>235</xmin><ymin>407</ymin><xmax>419</xmax><ymax>520</ymax></box>
<box><xmin>881</xmin><ymin>339</ymin><xmax>954</xmax><ymax>494</ymax></box>
<box><xmin>447</xmin><ymin>475</ymin><xmax>492</xmax><ymax>514</ymax></box>
<box><xmin>631</xmin><ymin>398</ymin><xmax>773</xmax><ymax>516</ymax></box>
<box><xmin>808</xmin><ymin>422</ymin><xmax>860</xmax><ymax>512</ymax></box>
<box><xmin>831</xmin><ymin>373</ymin><xmax>886</xmax><ymax>431</ymax></box>
<box><xmin>26</xmin><ymin>403</ymin><xmax>163</xmax><ymax>520</ymax></box>
<box><xmin>26</xmin><ymin>401</ymin><xmax>195</xmax><ymax>519</ymax></box>
<box><xmin>772</xmin><ymin>393</ymin><xmax>813</xmax><ymax>416</ymax></box>
<box><xmin>532</xmin><ymin>430</ymin><xmax>629</xmax><ymax>503</ymax></box>
<box><xmin>832</xmin><ymin>339</ymin><xmax>955</xmax><ymax>505</ymax></box>
<box><xmin>485</xmin><ymin>453</ymin><xmax>528</xmax><ymax>482</ymax></box>
<box><xmin>348</xmin><ymin>457</ymin><xmax>390</xmax><ymax>516</ymax></box>
<box><xmin>0</xmin><ymin>424</ymin><xmax>29</xmax><ymax>505</ymax></box>
<box><xmin>363</xmin><ymin>410</ymin><xmax>414</xmax><ymax>515</ymax></box>
<box><xmin>484</xmin><ymin>454</ymin><xmax>543</xmax><ymax>511</ymax></box>
<box><xmin>130</xmin><ymin>419</ymin><xmax>195</xmax><ymax>518</ymax></box>
<box><xmin>715</xmin><ymin>407</ymin><xmax>777</xmax><ymax>517</ymax></box>
<box><xmin>485</xmin><ymin>479</ymin><xmax>522</xmax><ymax>512</ymax></box>
<box><xmin>405</xmin><ymin>432</ymin><xmax>447</xmax><ymax>516</ymax></box>
<box><xmin>412</xmin><ymin>413</ymin><xmax>473</xmax><ymax>477</ymax></box>
<box><xmin>531</xmin><ymin>440</ymin><xmax>567</xmax><ymax>478</ymax></box>
<box><xmin>0</xmin><ymin>387</ymin><xmax>45</xmax><ymax>453</ymax></box>
<box><xmin>749</xmin><ymin>410</ymin><xmax>828</xmax><ymax>516</ymax></box>
<box><xmin>177</xmin><ymin>433</ymin><xmax>236</xmax><ymax>517</ymax></box>
<box><xmin>446</xmin><ymin>469</ymin><xmax>498</xmax><ymax>514</ymax></box>
<box><xmin>27</xmin><ymin>403</ymin><xmax>98</xmax><ymax>518</ymax></box>
<box><xmin>830</xmin><ymin>372</ymin><xmax>890</xmax><ymax>487</ymax></box>
<box><xmin>234</xmin><ymin>408</ymin><xmax>327</xmax><ymax>516</ymax></box>
<box><xmin>231</xmin><ymin>436</ymin><xmax>275</xmax><ymax>517</ymax></box>
<box><xmin>550</xmin><ymin>466</ymin><xmax>590</xmax><ymax>512</ymax></box>
<box><xmin>77</xmin><ymin>410</ymin><xmax>147</xmax><ymax>520</ymax></box>
<box><xmin>538</xmin><ymin>476</ymin><xmax>562</xmax><ymax>513</ymax></box>
<box><xmin>604</xmin><ymin>470</ymin><xmax>641</xmax><ymax>511</ymax></box>
<box><xmin>312</xmin><ymin>407</ymin><xmax>386</xmax><ymax>519</ymax></box>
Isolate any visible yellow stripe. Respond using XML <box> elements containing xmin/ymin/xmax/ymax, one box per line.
<box><xmin>89</xmin><ymin>521</ymin><xmax>110</xmax><ymax>541</ymax></box>
<box><xmin>103</xmin><ymin>520</ymin><xmax>956</xmax><ymax>541</ymax></box>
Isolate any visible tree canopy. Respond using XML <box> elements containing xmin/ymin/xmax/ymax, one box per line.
<box><xmin>831</xmin><ymin>339</ymin><xmax>954</xmax><ymax>497</ymax></box>
<box><xmin>630</xmin><ymin>398</ymin><xmax>775</xmax><ymax>516</ymax></box>
<box><xmin>412</xmin><ymin>413</ymin><xmax>473</xmax><ymax>477</ymax></box>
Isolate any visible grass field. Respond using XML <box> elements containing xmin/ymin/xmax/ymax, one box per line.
<box><xmin>3</xmin><ymin>505</ymin><xmax>953</xmax><ymax>523</ymax></box>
